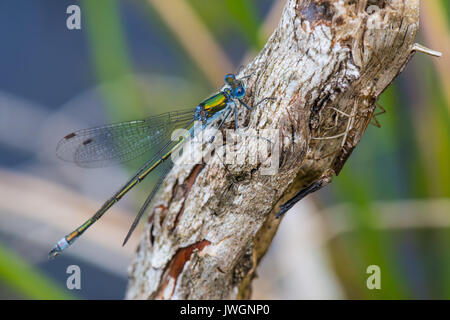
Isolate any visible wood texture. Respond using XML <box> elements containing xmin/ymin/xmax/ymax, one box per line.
<box><xmin>126</xmin><ymin>0</ymin><xmax>420</xmax><ymax>299</ymax></box>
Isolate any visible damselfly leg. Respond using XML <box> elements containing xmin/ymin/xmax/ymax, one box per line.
<box><xmin>208</xmin><ymin>106</ymin><xmax>233</xmax><ymax>144</ymax></box>
<box><xmin>238</xmin><ymin>97</ymin><xmax>276</xmax><ymax>111</ymax></box>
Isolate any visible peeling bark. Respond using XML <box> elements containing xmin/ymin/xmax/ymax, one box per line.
<box><xmin>126</xmin><ymin>0</ymin><xmax>420</xmax><ymax>299</ymax></box>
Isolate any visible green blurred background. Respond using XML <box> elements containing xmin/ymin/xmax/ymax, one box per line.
<box><xmin>0</xmin><ymin>0</ymin><xmax>448</xmax><ymax>299</ymax></box>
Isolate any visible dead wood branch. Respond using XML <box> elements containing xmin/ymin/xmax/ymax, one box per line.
<box><xmin>126</xmin><ymin>0</ymin><xmax>420</xmax><ymax>299</ymax></box>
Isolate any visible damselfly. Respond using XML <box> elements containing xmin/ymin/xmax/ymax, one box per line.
<box><xmin>49</xmin><ymin>73</ymin><xmax>271</xmax><ymax>259</ymax></box>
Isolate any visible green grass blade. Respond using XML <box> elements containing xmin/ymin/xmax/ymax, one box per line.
<box><xmin>0</xmin><ymin>245</ymin><xmax>73</xmax><ymax>300</ymax></box>
<box><xmin>82</xmin><ymin>0</ymin><xmax>145</xmax><ymax>121</ymax></box>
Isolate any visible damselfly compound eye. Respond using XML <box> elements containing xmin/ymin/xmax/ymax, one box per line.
<box><xmin>234</xmin><ymin>86</ymin><xmax>245</xmax><ymax>98</ymax></box>
<box><xmin>224</xmin><ymin>73</ymin><xmax>235</xmax><ymax>83</ymax></box>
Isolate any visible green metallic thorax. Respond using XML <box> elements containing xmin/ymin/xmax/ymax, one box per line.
<box><xmin>201</xmin><ymin>92</ymin><xmax>229</xmax><ymax>117</ymax></box>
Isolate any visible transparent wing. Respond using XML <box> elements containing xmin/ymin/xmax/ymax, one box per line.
<box><xmin>56</xmin><ymin>108</ymin><xmax>194</xmax><ymax>168</ymax></box>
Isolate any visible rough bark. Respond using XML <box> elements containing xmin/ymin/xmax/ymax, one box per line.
<box><xmin>126</xmin><ymin>0</ymin><xmax>420</xmax><ymax>299</ymax></box>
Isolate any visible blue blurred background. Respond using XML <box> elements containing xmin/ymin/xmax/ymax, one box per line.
<box><xmin>0</xmin><ymin>0</ymin><xmax>448</xmax><ymax>299</ymax></box>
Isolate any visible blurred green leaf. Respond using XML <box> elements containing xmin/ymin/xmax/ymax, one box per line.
<box><xmin>334</xmin><ymin>170</ymin><xmax>410</xmax><ymax>299</ymax></box>
<box><xmin>224</xmin><ymin>0</ymin><xmax>264</xmax><ymax>50</ymax></box>
<box><xmin>187</xmin><ymin>0</ymin><xmax>266</xmax><ymax>50</ymax></box>
<box><xmin>131</xmin><ymin>1</ymin><xmax>212</xmax><ymax>90</ymax></box>
<box><xmin>0</xmin><ymin>245</ymin><xmax>73</xmax><ymax>300</ymax></box>
<box><xmin>425</xmin><ymin>63</ymin><xmax>450</xmax><ymax>197</ymax></box>
<box><xmin>441</xmin><ymin>0</ymin><xmax>450</xmax><ymax>23</ymax></box>
<box><xmin>83</xmin><ymin>0</ymin><xmax>145</xmax><ymax>121</ymax></box>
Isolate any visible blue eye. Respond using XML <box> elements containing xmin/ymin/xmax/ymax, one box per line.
<box><xmin>234</xmin><ymin>87</ymin><xmax>245</xmax><ymax>98</ymax></box>
<box><xmin>224</xmin><ymin>74</ymin><xmax>235</xmax><ymax>83</ymax></box>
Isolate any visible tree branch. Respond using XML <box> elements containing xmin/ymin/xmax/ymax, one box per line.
<box><xmin>126</xmin><ymin>0</ymin><xmax>420</xmax><ymax>299</ymax></box>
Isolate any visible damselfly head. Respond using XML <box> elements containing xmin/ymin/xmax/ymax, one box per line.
<box><xmin>224</xmin><ymin>73</ymin><xmax>246</xmax><ymax>99</ymax></box>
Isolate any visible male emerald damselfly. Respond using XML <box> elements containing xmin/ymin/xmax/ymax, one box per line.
<box><xmin>49</xmin><ymin>73</ymin><xmax>273</xmax><ymax>259</ymax></box>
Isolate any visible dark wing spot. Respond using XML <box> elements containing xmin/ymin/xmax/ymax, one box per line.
<box><xmin>64</xmin><ymin>132</ymin><xmax>76</xmax><ymax>140</ymax></box>
<box><xmin>82</xmin><ymin>138</ymin><xmax>93</xmax><ymax>145</ymax></box>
